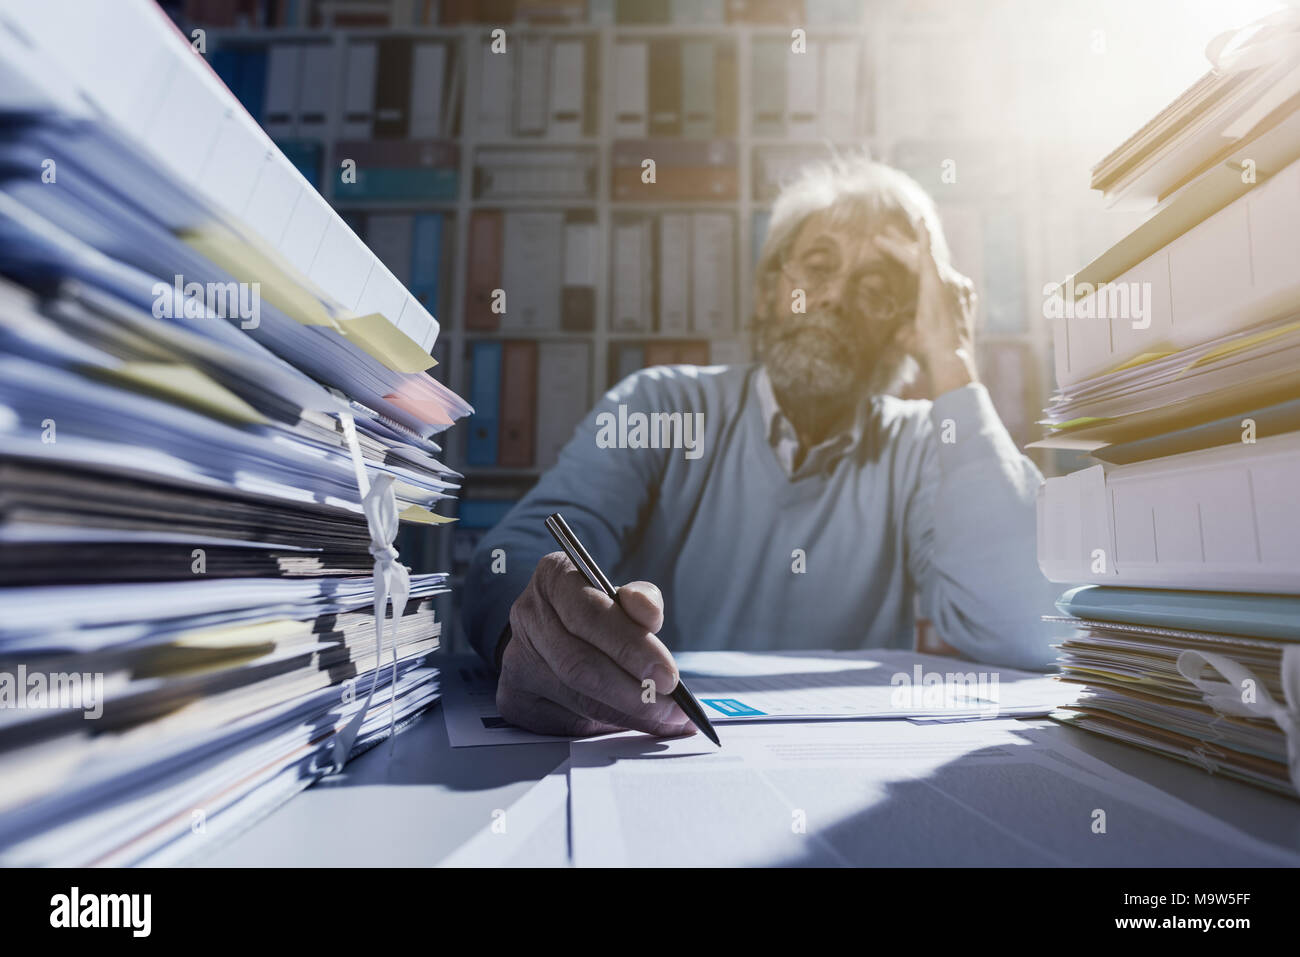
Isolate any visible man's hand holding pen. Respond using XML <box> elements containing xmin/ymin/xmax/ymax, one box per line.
<box><xmin>497</xmin><ymin>551</ymin><xmax>694</xmax><ymax>738</ymax></box>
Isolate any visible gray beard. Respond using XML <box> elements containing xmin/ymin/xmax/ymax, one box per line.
<box><xmin>763</xmin><ymin>328</ymin><xmax>860</xmax><ymax>440</ymax></box>
<box><xmin>756</xmin><ymin>308</ymin><xmax>912</xmax><ymax>442</ymax></box>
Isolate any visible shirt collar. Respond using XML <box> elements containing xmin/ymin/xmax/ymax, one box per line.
<box><xmin>754</xmin><ymin>365</ymin><xmax>873</xmax><ymax>477</ymax></box>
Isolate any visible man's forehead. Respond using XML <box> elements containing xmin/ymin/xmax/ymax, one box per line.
<box><xmin>791</xmin><ymin>208</ymin><xmax>916</xmax><ymax>251</ymax></box>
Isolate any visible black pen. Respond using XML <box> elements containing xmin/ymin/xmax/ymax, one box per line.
<box><xmin>544</xmin><ymin>511</ymin><xmax>721</xmax><ymax>747</ymax></box>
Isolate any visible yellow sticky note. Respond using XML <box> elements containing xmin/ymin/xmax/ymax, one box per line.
<box><xmin>172</xmin><ymin>619</ymin><xmax>305</xmax><ymax>650</ymax></box>
<box><xmin>183</xmin><ymin>225</ymin><xmax>341</xmax><ymax>329</ymax></box>
<box><xmin>1104</xmin><ymin>351</ymin><xmax>1174</xmax><ymax>375</ymax></box>
<box><xmin>137</xmin><ymin>619</ymin><xmax>308</xmax><ymax>677</ymax></box>
<box><xmin>1045</xmin><ymin>416</ymin><xmax>1109</xmax><ymax>430</ymax></box>
<box><xmin>183</xmin><ymin>226</ymin><xmax>437</xmax><ymax>375</ymax></box>
<box><xmin>394</xmin><ymin>479</ymin><xmax>433</xmax><ymax>501</ymax></box>
<box><xmin>399</xmin><ymin>504</ymin><xmax>457</xmax><ymax>525</ymax></box>
<box><xmin>109</xmin><ymin>362</ymin><xmax>268</xmax><ymax>426</ymax></box>
<box><xmin>1186</xmin><ymin>320</ymin><xmax>1300</xmax><ymax>370</ymax></box>
<box><xmin>338</xmin><ymin>312</ymin><xmax>438</xmax><ymax>373</ymax></box>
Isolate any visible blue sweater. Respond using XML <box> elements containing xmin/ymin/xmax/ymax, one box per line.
<box><xmin>463</xmin><ymin>363</ymin><xmax>1061</xmax><ymax>672</ymax></box>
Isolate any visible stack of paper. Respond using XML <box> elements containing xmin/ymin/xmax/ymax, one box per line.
<box><xmin>0</xmin><ymin>5</ymin><xmax>470</xmax><ymax>864</ymax></box>
<box><xmin>1090</xmin><ymin>13</ymin><xmax>1300</xmax><ymax>210</ymax></box>
<box><xmin>1046</xmin><ymin>588</ymin><xmax>1299</xmax><ymax>797</ymax></box>
<box><xmin>1036</xmin><ymin>16</ymin><xmax>1300</xmax><ymax>800</ymax></box>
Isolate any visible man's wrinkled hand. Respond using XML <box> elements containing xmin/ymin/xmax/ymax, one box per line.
<box><xmin>496</xmin><ymin>551</ymin><xmax>693</xmax><ymax>738</ymax></box>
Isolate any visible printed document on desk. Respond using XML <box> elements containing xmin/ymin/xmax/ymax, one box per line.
<box><xmin>441</xmin><ymin>658</ymin><xmax>580</xmax><ymax>747</ymax></box>
<box><xmin>675</xmin><ymin>649</ymin><xmax>1065</xmax><ymax>721</ymax></box>
<box><xmin>441</xmin><ymin>650</ymin><xmax>1066</xmax><ymax>747</ymax></box>
<box><xmin>568</xmin><ymin>720</ymin><xmax>1300</xmax><ymax>867</ymax></box>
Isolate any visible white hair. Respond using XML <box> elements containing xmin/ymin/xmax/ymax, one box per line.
<box><xmin>755</xmin><ymin>152</ymin><xmax>951</xmax><ymax>300</ymax></box>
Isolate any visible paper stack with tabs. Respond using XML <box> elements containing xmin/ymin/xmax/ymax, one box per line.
<box><xmin>1035</xmin><ymin>13</ymin><xmax>1300</xmax><ymax>799</ymax></box>
<box><xmin>0</xmin><ymin>1</ymin><xmax>471</xmax><ymax>864</ymax></box>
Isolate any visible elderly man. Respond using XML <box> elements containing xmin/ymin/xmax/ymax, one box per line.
<box><xmin>463</xmin><ymin>156</ymin><xmax>1060</xmax><ymax>738</ymax></box>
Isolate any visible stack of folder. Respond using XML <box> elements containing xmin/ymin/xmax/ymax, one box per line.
<box><xmin>1035</xmin><ymin>13</ymin><xmax>1300</xmax><ymax>799</ymax></box>
<box><xmin>0</xmin><ymin>2</ymin><xmax>470</xmax><ymax>863</ymax></box>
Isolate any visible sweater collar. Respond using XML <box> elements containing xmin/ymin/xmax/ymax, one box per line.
<box><xmin>754</xmin><ymin>365</ymin><xmax>873</xmax><ymax>478</ymax></box>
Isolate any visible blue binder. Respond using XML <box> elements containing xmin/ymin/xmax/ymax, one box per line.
<box><xmin>457</xmin><ymin>499</ymin><xmax>516</xmax><ymax>529</ymax></box>
<box><xmin>467</xmin><ymin>341</ymin><xmax>502</xmax><ymax>467</ymax></box>
<box><xmin>209</xmin><ymin>48</ymin><xmax>266</xmax><ymax>123</ymax></box>
<box><xmin>209</xmin><ymin>49</ymin><xmax>241</xmax><ymax>97</ymax></box>
<box><xmin>274</xmin><ymin>139</ymin><xmax>322</xmax><ymax>189</ymax></box>
<box><xmin>1056</xmin><ymin>585</ymin><xmax>1300</xmax><ymax>641</ymax></box>
<box><xmin>239</xmin><ymin>48</ymin><xmax>267</xmax><ymax>124</ymax></box>
<box><xmin>410</xmin><ymin>212</ymin><xmax>442</xmax><ymax>313</ymax></box>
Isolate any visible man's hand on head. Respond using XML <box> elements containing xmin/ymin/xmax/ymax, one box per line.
<box><xmin>495</xmin><ymin>551</ymin><xmax>693</xmax><ymax>738</ymax></box>
<box><xmin>874</xmin><ymin>220</ymin><xmax>980</xmax><ymax>397</ymax></box>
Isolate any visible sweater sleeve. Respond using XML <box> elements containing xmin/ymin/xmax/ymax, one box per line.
<box><xmin>901</xmin><ymin>383</ymin><xmax>1062</xmax><ymax>672</ymax></box>
<box><xmin>461</xmin><ymin>369</ymin><xmax>673</xmax><ymax>666</ymax></box>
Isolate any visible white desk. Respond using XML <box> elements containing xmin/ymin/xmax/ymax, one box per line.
<box><xmin>200</xmin><ymin>655</ymin><xmax>1300</xmax><ymax>867</ymax></box>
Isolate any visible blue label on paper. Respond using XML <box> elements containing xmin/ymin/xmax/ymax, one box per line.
<box><xmin>701</xmin><ymin>698</ymin><xmax>766</xmax><ymax>717</ymax></box>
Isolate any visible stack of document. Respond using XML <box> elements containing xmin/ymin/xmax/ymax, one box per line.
<box><xmin>0</xmin><ymin>5</ymin><xmax>470</xmax><ymax>863</ymax></box>
<box><xmin>1046</xmin><ymin>588</ymin><xmax>1300</xmax><ymax>797</ymax></box>
<box><xmin>1089</xmin><ymin>12</ymin><xmax>1300</xmax><ymax>212</ymax></box>
<box><xmin>1035</xmin><ymin>15</ymin><xmax>1300</xmax><ymax>800</ymax></box>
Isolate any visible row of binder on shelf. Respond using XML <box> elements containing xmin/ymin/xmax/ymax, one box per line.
<box><xmin>465</xmin><ymin>209</ymin><xmax>738</xmax><ymax>335</ymax></box>
<box><xmin>605</xmin><ymin>0</ymin><xmax>862</xmax><ymax>26</ymax></box>
<box><xmin>260</xmin><ymin>136</ymin><xmax>750</xmax><ymax>205</ymax></box>
<box><xmin>211</xmin><ymin>37</ymin><xmax>462</xmax><ymax>143</ymax></box>
<box><xmin>474</xmin><ymin>146</ymin><xmax>597</xmax><ymax>200</ymax></box>
<box><xmin>466</xmin><ymin>209</ymin><xmax>598</xmax><ymax>332</ymax></box>
<box><xmin>265</xmin><ymin>137</ymin><xmax>461</xmax><ymax>201</ymax></box>
<box><xmin>610</xmin><ymin>36</ymin><xmax>863</xmax><ymax>143</ymax></box>
<box><xmin>183</xmin><ymin>0</ymin><xmax>864</xmax><ymax>29</ymax></box>
<box><xmin>258</xmin><ymin>136</ymin><xmax>740</xmax><ymax>204</ymax></box>
<box><xmin>480</xmin><ymin>31</ymin><xmax>865</xmax><ymax>145</ymax></box>
<box><xmin>748</xmin><ymin>37</ymin><xmax>862</xmax><ymax>141</ymax></box>
<box><xmin>212</xmin><ymin>31</ymin><xmax>865</xmax><ymax>151</ymax></box>
<box><xmin>609</xmin><ymin>37</ymin><xmax>737</xmax><ymax>141</ymax></box>
<box><xmin>612</xmin><ymin>212</ymin><xmax>736</xmax><ymax>334</ymax></box>
<box><xmin>465</xmin><ymin>340</ymin><xmax>592</xmax><ymax>469</ymax></box>
<box><xmin>475</xmin><ymin>140</ymin><xmax>741</xmax><ymax>203</ymax></box>
<box><xmin>474</xmin><ymin>34</ymin><xmax>597</xmax><ymax>141</ymax></box>
<box><xmin>345</xmin><ymin>210</ymin><xmax>455</xmax><ymax>317</ymax></box>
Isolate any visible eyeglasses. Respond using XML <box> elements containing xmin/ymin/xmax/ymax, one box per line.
<box><xmin>779</xmin><ymin>252</ymin><xmax>916</xmax><ymax>325</ymax></box>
